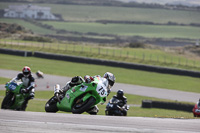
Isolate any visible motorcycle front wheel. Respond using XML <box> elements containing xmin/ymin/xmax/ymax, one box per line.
<box><xmin>72</xmin><ymin>96</ymin><xmax>96</xmax><ymax>114</ymax></box>
<box><xmin>1</xmin><ymin>92</ymin><xmax>14</xmax><ymax>109</ymax></box>
<box><xmin>45</xmin><ymin>96</ymin><xmax>58</xmax><ymax>113</ymax></box>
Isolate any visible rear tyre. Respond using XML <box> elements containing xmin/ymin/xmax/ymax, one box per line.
<box><xmin>1</xmin><ymin>93</ymin><xmax>14</xmax><ymax>109</ymax></box>
<box><xmin>72</xmin><ymin>97</ymin><xmax>96</xmax><ymax>114</ymax></box>
<box><xmin>45</xmin><ymin>96</ymin><xmax>58</xmax><ymax>113</ymax></box>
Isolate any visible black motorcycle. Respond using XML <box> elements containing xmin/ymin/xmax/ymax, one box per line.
<box><xmin>105</xmin><ymin>97</ymin><xmax>129</xmax><ymax>116</ymax></box>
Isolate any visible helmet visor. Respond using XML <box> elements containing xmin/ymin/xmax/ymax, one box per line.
<box><xmin>108</xmin><ymin>79</ymin><xmax>114</xmax><ymax>87</ymax></box>
<box><xmin>23</xmin><ymin>72</ymin><xmax>30</xmax><ymax>75</ymax></box>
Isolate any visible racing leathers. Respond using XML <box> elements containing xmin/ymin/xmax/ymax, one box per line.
<box><xmin>112</xmin><ymin>95</ymin><xmax>128</xmax><ymax>115</ymax></box>
<box><xmin>9</xmin><ymin>73</ymin><xmax>35</xmax><ymax>110</ymax></box>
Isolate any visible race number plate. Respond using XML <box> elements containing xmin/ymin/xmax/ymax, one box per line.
<box><xmin>96</xmin><ymin>82</ymin><xmax>107</xmax><ymax>97</ymax></box>
<box><xmin>8</xmin><ymin>83</ymin><xmax>17</xmax><ymax>91</ymax></box>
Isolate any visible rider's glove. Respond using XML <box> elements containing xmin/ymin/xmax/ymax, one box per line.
<box><xmin>5</xmin><ymin>82</ymin><xmax>9</xmax><ymax>87</ymax></box>
<box><xmin>21</xmin><ymin>88</ymin><xmax>28</xmax><ymax>93</ymax></box>
<box><xmin>107</xmin><ymin>89</ymin><xmax>111</xmax><ymax>96</ymax></box>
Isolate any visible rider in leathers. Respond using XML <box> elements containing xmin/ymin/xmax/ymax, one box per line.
<box><xmin>112</xmin><ymin>90</ymin><xmax>128</xmax><ymax>116</ymax></box>
<box><xmin>55</xmin><ymin>72</ymin><xmax>115</xmax><ymax>115</ymax></box>
<box><xmin>8</xmin><ymin>66</ymin><xmax>35</xmax><ymax>110</ymax></box>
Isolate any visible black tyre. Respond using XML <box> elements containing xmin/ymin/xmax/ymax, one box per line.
<box><xmin>1</xmin><ymin>93</ymin><xmax>14</xmax><ymax>109</ymax></box>
<box><xmin>45</xmin><ymin>96</ymin><xmax>58</xmax><ymax>113</ymax></box>
<box><xmin>72</xmin><ymin>97</ymin><xmax>96</xmax><ymax>114</ymax></box>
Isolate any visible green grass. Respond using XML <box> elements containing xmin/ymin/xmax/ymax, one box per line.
<box><xmin>0</xmin><ymin>77</ymin><xmax>10</xmax><ymax>84</ymax></box>
<box><xmin>0</xmin><ymin>54</ymin><xmax>200</xmax><ymax>93</ymax></box>
<box><xmin>41</xmin><ymin>3</ymin><xmax>200</xmax><ymax>24</ymax></box>
<box><xmin>0</xmin><ymin>90</ymin><xmax>194</xmax><ymax>118</ymax></box>
<box><xmin>42</xmin><ymin>21</ymin><xmax>200</xmax><ymax>39</ymax></box>
<box><xmin>0</xmin><ymin>18</ymin><xmax>57</xmax><ymax>35</ymax></box>
<box><xmin>1</xmin><ymin>41</ymin><xmax>200</xmax><ymax>71</ymax></box>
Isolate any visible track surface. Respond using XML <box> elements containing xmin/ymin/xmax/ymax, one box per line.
<box><xmin>0</xmin><ymin>110</ymin><xmax>200</xmax><ymax>133</ymax></box>
<box><xmin>0</xmin><ymin>69</ymin><xmax>199</xmax><ymax>103</ymax></box>
<box><xmin>1</xmin><ymin>69</ymin><xmax>200</xmax><ymax>133</ymax></box>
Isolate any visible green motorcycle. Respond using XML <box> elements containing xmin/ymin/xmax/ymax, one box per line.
<box><xmin>45</xmin><ymin>76</ymin><xmax>108</xmax><ymax>114</ymax></box>
<box><xmin>1</xmin><ymin>81</ymin><xmax>30</xmax><ymax>111</ymax></box>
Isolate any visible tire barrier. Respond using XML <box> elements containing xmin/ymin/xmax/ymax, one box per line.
<box><xmin>142</xmin><ymin>100</ymin><xmax>194</xmax><ymax>112</ymax></box>
<box><xmin>0</xmin><ymin>48</ymin><xmax>32</xmax><ymax>57</ymax></box>
<box><xmin>34</xmin><ymin>51</ymin><xmax>200</xmax><ymax>78</ymax></box>
<box><xmin>142</xmin><ymin>100</ymin><xmax>152</xmax><ymax>108</ymax></box>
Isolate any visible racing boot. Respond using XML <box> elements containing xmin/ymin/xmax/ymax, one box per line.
<box><xmin>87</xmin><ymin>105</ymin><xmax>99</xmax><ymax>115</ymax></box>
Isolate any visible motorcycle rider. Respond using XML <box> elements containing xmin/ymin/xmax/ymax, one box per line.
<box><xmin>197</xmin><ymin>99</ymin><xmax>200</xmax><ymax>107</ymax></box>
<box><xmin>8</xmin><ymin>66</ymin><xmax>35</xmax><ymax>110</ymax></box>
<box><xmin>55</xmin><ymin>72</ymin><xmax>116</xmax><ymax>115</ymax></box>
<box><xmin>112</xmin><ymin>89</ymin><xmax>128</xmax><ymax>115</ymax></box>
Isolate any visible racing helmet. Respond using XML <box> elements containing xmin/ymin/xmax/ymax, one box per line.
<box><xmin>22</xmin><ymin>66</ymin><xmax>31</xmax><ymax>77</ymax></box>
<box><xmin>103</xmin><ymin>72</ymin><xmax>115</xmax><ymax>88</ymax></box>
<box><xmin>117</xmin><ymin>90</ymin><xmax>124</xmax><ymax>99</ymax></box>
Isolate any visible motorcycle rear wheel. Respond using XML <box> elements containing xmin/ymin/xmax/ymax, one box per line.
<box><xmin>72</xmin><ymin>96</ymin><xmax>96</xmax><ymax>114</ymax></box>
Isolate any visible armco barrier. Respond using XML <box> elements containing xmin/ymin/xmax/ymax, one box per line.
<box><xmin>34</xmin><ymin>51</ymin><xmax>200</xmax><ymax>78</ymax></box>
<box><xmin>142</xmin><ymin>100</ymin><xmax>194</xmax><ymax>112</ymax></box>
<box><xmin>0</xmin><ymin>48</ymin><xmax>32</xmax><ymax>57</ymax></box>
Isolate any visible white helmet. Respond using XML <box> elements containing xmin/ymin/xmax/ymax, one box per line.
<box><xmin>103</xmin><ymin>72</ymin><xmax>115</xmax><ymax>88</ymax></box>
<box><xmin>22</xmin><ymin>66</ymin><xmax>31</xmax><ymax>77</ymax></box>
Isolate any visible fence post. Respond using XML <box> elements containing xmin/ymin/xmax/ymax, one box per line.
<box><xmin>24</xmin><ymin>51</ymin><xmax>27</xmax><ymax>57</ymax></box>
<box><xmin>185</xmin><ymin>59</ymin><xmax>188</xmax><ymax>66</ymax></box>
<box><xmin>49</xmin><ymin>43</ymin><xmax>51</xmax><ymax>50</ymax></box>
<box><xmin>57</xmin><ymin>43</ymin><xmax>59</xmax><ymax>50</ymax></box>
<box><xmin>98</xmin><ymin>47</ymin><xmax>100</xmax><ymax>55</ymax></box>
<box><xmin>164</xmin><ymin>56</ymin><xmax>166</xmax><ymax>63</ymax></box>
<box><xmin>73</xmin><ymin>45</ymin><xmax>75</xmax><ymax>52</ymax></box>
<box><xmin>157</xmin><ymin>55</ymin><xmax>159</xmax><ymax>62</ymax></box>
<box><xmin>150</xmin><ymin>54</ymin><xmax>152</xmax><ymax>61</ymax></box>
<box><xmin>142</xmin><ymin>53</ymin><xmax>145</xmax><ymax>61</ymax></box>
<box><xmin>171</xmin><ymin>57</ymin><xmax>173</xmax><ymax>64</ymax></box>
<box><xmin>65</xmin><ymin>44</ymin><xmax>67</xmax><ymax>51</ymax></box>
<box><xmin>90</xmin><ymin>47</ymin><xmax>92</xmax><ymax>54</ymax></box>
<box><xmin>82</xmin><ymin>45</ymin><xmax>84</xmax><ymax>53</ymax></box>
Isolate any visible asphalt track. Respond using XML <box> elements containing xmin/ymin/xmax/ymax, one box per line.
<box><xmin>0</xmin><ymin>110</ymin><xmax>200</xmax><ymax>133</ymax></box>
<box><xmin>0</xmin><ymin>69</ymin><xmax>199</xmax><ymax>103</ymax></box>
<box><xmin>1</xmin><ymin>69</ymin><xmax>200</xmax><ymax>133</ymax></box>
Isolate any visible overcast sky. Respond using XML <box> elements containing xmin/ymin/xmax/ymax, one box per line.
<box><xmin>114</xmin><ymin>0</ymin><xmax>200</xmax><ymax>6</ymax></box>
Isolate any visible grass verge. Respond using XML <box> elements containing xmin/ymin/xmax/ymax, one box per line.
<box><xmin>0</xmin><ymin>54</ymin><xmax>200</xmax><ymax>93</ymax></box>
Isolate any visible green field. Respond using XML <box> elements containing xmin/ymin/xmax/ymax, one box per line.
<box><xmin>1</xmin><ymin>40</ymin><xmax>200</xmax><ymax>71</ymax></box>
<box><xmin>0</xmin><ymin>54</ymin><xmax>200</xmax><ymax>93</ymax></box>
<box><xmin>42</xmin><ymin>21</ymin><xmax>200</xmax><ymax>39</ymax></box>
<box><xmin>1</xmin><ymin>2</ymin><xmax>200</xmax><ymax>40</ymax></box>
<box><xmin>1</xmin><ymin>17</ymin><xmax>199</xmax><ymax>40</ymax></box>
<box><xmin>1</xmin><ymin>2</ymin><xmax>200</xmax><ymax>24</ymax></box>
<box><xmin>0</xmin><ymin>18</ymin><xmax>57</xmax><ymax>35</ymax></box>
